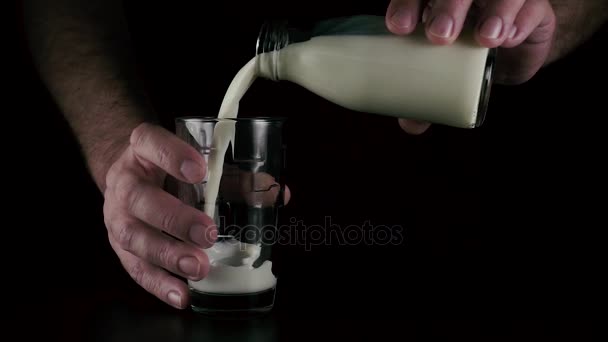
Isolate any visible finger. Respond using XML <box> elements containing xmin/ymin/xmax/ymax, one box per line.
<box><xmin>221</xmin><ymin>171</ymin><xmax>292</xmax><ymax>207</ymax></box>
<box><xmin>109</xmin><ymin>215</ymin><xmax>210</xmax><ymax>281</ymax></box>
<box><xmin>398</xmin><ymin>119</ymin><xmax>432</xmax><ymax>135</ymax></box>
<box><xmin>130</xmin><ymin>122</ymin><xmax>206</xmax><ymax>184</ymax></box>
<box><xmin>110</xmin><ymin>174</ymin><xmax>216</xmax><ymax>247</ymax></box>
<box><xmin>243</xmin><ymin>172</ymin><xmax>282</xmax><ymax>207</ymax></box>
<box><xmin>386</xmin><ymin>0</ymin><xmax>423</xmax><ymax>35</ymax></box>
<box><xmin>475</xmin><ymin>0</ymin><xmax>526</xmax><ymax>47</ymax></box>
<box><xmin>423</xmin><ymin>0</ymin><xmax>474</xmax><ymax>44</ymax></box>
<box><xmin>501</xmin><ymin>0</ymin><xmax>552</xmax><ymax>48</ymax></box>
<box><xmin>493</xmin><ymin>1</ymin><xmax>555</xmax><ymax>84</ymax></box>
<box><xmin>110</xmin><ymin>236</ymin><xmax>190</xmax><ymax>309</ymax></box>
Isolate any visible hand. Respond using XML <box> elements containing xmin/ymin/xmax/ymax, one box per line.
<box><xmin>385</xmin><ymin>0</ymin><xmax>557</xmax><ymax>134</ymax></box>
<box><xmin>219</xmin><ymin>165</ymin><xmax>291</xmax><ymax>207</ymax></box>
<box><xmin>103</xmin><ymin>123</ymin><xmax>217</xmax><ymax>309</ymax></box>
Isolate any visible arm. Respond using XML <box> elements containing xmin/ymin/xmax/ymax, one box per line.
<box><xmin>23</xmin><ymin>0</ymin><xmax>155</xmax><ymax>191</ymax></box>
<box><xmin>23</xmin><ymin>0</ymin><xmax>215</xmax><ymax>309</ymax></box>
<box><xmin>547</xmin><ymin>0</ymin><xmax>608</xmax><ymax>64</ymax></box>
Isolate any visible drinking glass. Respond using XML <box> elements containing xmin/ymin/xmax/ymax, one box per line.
<box><xmin>175</xmin><ymin>117</ymin><xmax>286</xmax><ymax>316</ymax></box>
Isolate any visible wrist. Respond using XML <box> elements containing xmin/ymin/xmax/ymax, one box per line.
<box><xmin>64</xmin><ymin>87</ymin><xmax>158</xmax><ymax>192</ymax></box>
<box><xmin>78</xmin><ymin>106</ymin><xmax>154</xmax><ymax>193</ymax></box>
<box><xmin>86</xmin><ymin>135</ymin><xmax>130</xmax><ymax>193</ymax></box>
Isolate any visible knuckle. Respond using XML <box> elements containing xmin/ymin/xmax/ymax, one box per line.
<box><xmin>114</xmin><ymin>172</ymin><xmax>142</xmax><ymax>208</ymax></box>
<box><xmin>160</xmin><ymin>206</ymin><xmax>180</xmax><ymax>231</ymax></box>
<box><xmin>115</xmin><ymin>220</ymin><xmax>136</xmax><ymax>251</ymax></box>
<box><xmin>102</xmin><ymin>201</ymin><xmax>115</xmax><ymax>231</ymax></box>
<box><xmin>542</xmin><ymin>17</ymin><xmax>555</xmax><ymax>31</ymax></box>
<box><xmin>129</xmin><ymin>262</ymin><xmax>161</xmax><ymax>296</ymax></box>
<box><xmin>105</xmin><ymin>163</ymin><xmax>120</xmax><ymax>190</ymax></box>
<box><xmin>108</xmin><ymin>231</ymin><xmax>118</xmax><ymax>250</ymax></box>
<box><xmin>129</xmin><ymin>260</ymin><xmax>147</xmax><ymax>286</ymax></box>
<box><xmin>130</xmin><ymin>122</ymin><xmax>153</xmax><ymax>148</ymax></box>
<box><xmin>157</xmin><ymin>240</ymin><xmax>179</xmax><ymax>270</ymax></box>
<box><xmin>155</xmin><ymin>144</ymin><xmax>175</xmax><ymax>171</ymax></box>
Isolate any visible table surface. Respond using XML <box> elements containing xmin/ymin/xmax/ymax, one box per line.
<box><xmin>34</xmin><ymin>295</ymin><xmax>592</xmax><ymax>341</ymax></box>
<box><xmin>20</xmin><ymin>268</ymin><xmax>596</xmax><ymax>342</ymax></box>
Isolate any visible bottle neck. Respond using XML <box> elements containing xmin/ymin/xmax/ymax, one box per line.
<box><xmin>255</xmin><ymin>20</ymin><xmax>288</xmax><ymax>81</ymax></box>
<box><xmin>256</xmin><ymin>20</ymin><xmax>290</xmax><ymax>55</ymax></box>
<box><xmin>256</xmin><ymin>50</ymin><xmax>281</xmax><ymax>81</ymax></box>
<box><xmin>255</xmin><ymin>20</ymin><xmax>312</xmax><ymax>81</ymax></box>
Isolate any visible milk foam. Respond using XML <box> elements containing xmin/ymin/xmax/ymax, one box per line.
<box><xmin>189</xmin><ymin>238</ymin><xmax>276</xmax><ymax>294</ymax></box>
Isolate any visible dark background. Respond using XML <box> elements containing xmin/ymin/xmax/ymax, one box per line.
<box><xmin>7</xmin><ymin>0</ymin><xmax>605</xmax><ymax>339</ymax></box>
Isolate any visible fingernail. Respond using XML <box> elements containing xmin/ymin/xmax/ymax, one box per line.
<box><xmin>508</xmin><ymin>25</ymin><xmax>517</xmax><ymax>39</ymax></box>
<box><xmin>189</xmin><ymin>224</ymin><xmax>214</xmax><ymax>247</ymax></box>
<box><xmin>168</xmin><ymin>291</ymin><xmax>182</xmax><ymax>308</ymax></box>
<box><xmin>390</xmin><ymin>8</ymin><xmax>412</xmax><ymax>29</ymax></box>
<box><xmin>180</xmin><ymin>160</ymin><xmax>203</xmax><ymax>183</ymax></box>
<box><xmin>429</xmin><ymin>14</ymin><xmax>454</xmax><ymax>38</ymax></box>
<box><xmin>178</xmin><ymin>256</ymin><xmax>200</xmax><ymax>278</ymax></box>
<box><xmin>480</xmin><ymin>16</ymin><xmax>503</xmax><ymax>39</ymax></box>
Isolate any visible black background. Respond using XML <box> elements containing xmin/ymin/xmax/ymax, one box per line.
<box><xmin>7</xmin><ymin>0</ymin><xmax>605</xmax><ymax>339</ymax></box>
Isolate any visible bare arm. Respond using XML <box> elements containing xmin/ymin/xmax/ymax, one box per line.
<box><xmin>23</xmin><ymin>0</ymin><xmax>216</xmax><ymax>309</ymax></box>
<box><xmin>548</xmin><ymin>0</ymin><xmax>608</xmax><ymax>64</ymax></box>
<box><xmin>23</xmin><ymin>0</ymin><xmax>155</xmax><ymax>191</ymax></box>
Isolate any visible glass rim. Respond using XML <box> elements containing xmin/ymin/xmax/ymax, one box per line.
<box><xmin>175</xmin><ymin>116</ymin><xmax>287</xmax><ymax>123</ymax></box>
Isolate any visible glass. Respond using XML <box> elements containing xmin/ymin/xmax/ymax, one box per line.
<box><xmin>255</xmin><ymin>15</ymin><xmax>496</xmax><ymax>128</ymax></box>
<box><xmin>175</xmin><ymin>117</ymin><xmax>286</xmax><ymax>316</ymax></box>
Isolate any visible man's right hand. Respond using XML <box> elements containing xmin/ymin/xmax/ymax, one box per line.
<box><xmin>103</xmin><ymin>123</ymin><xmax>217</xmax><ymax>309</ymax></box>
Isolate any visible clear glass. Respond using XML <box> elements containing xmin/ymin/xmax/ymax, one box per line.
<box><xmin>175</xmin><ymin>117</ymin><xmax>286</xmax><ymax>316</ymax></box>
<box><xmin>255</xmin><ymin>15</ymin><xmax>496</xmax><ymax>128</ymax></box>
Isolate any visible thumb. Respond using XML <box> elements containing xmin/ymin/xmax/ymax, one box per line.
<box><xmin>130</xmin><ymin>123</ymin><xmax>206</xmax><ymax>184</ymax></box>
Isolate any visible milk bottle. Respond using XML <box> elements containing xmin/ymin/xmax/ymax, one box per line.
<box><xmin>255</xmin><ymin>15</ymin><xmax>495</xmax><ymax>128</ymax></box>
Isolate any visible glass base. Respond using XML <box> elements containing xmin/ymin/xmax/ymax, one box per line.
<box><xmin>189</xmin><ymin>287</ymin><xmax>276</xmax><ymax>317</ymax></box>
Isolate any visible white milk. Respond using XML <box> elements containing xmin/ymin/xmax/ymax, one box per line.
<box><xmin>201</xmin><ymin>57</ymin><xmax>257</xmax><ymax>219</ymax></box>
<box><xmin>257</xmin><ymin>28</ymin><xmax>491</xmax><ymax>128</ymax></box>
<box><xmin>189</xmin><ymin>238</ymin><xmax>276</xmax><ymax>294</ymax></box>
<box><xmin>191</xmin><ymin>16</ymin><xmax>491</xmax><ymax>295</ymax></box>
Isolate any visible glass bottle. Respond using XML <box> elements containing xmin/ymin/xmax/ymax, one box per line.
<box><xmin>255</xmin><ymin>15</ymin><xmax>496</xmax><ymax>129</ymax></box>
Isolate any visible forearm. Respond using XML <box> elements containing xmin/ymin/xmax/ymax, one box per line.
<box><xmin>23</xmin><ymin>0</ymin><xmax>155</xmax><ymax>191</ymax></box>
<box><xmin>548</xmin><ymin>0</ymin><xmax>608</xmax><ymax>63</ymax></box>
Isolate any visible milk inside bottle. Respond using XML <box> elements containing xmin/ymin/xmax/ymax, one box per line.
<box><xmin>256</xmin><ymin>15</ymin><xmax>495</xmax><ymax>128</ymax></box>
